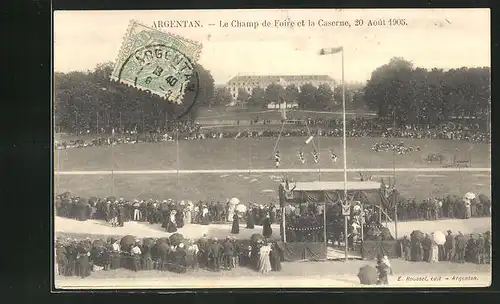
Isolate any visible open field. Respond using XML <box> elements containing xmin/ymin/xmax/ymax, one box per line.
<box><xmin>54</xmin><ymin>170</ymin><xmax>490</xmax><ymax>203</ymax></box>
<box><xmin>54</xmin><ymin>137</ymin><xmax>490</xmax><ymax>201</ymax></box>
<box><xmin>55</xmin><ymin>137</ymin><xmax>490</xmax><ymax>170</ymax></box>
<box><xmin>196</xmin><ymin>107</ymin><xmax>376</xmax><ymax>121</ymax></box>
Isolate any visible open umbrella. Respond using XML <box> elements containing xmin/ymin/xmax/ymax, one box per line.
<box><xmin>357</xmin><ymin>265</ymin><xmax>378</xmax><ymax>285</ymax></box>
<box><xmin>120</xmin><ymin>235</ymin><xmax>136</xmax><ymax>251</ymax></box>
<box><xmin>250</xmin><ymin>233</ymin><xmax>264</xmax><ymax>244</ymax></box>
<box><xmin>156</xmin><ymin>242</ymin><xmax>170</xmax><ymax>256</ymax></box>
<box><xmin>169</xmin><ymin>233</ymin><xmax>184</xmax><ymax>246</ymax></box>
<box><xmin>142</xmin><ymin>238</ymin><xmax>155</xmax><ymax>248</ymax></box>
<box><xmin>432</xmin><ymin>231</ymin><xmax>446</xmax><ymax>245</ymax></box>
<box><xmin>464</xmin><ymin>192</ymin><xmax>476</xmax><ymax>200</ymax></box>
<box><xmin>236</xmin><ymin>203</ymin><xmax>247</xmax><ymax>214</ymax></box>
<box><xmin>229</xmin><ymin>197</ymin><xmax>240</xmax><ymax>205</ymax></box>
<box><xmin>410</xmin><ymin>230</ymin><xmax>424</xmax><ymax>242</ymax></box>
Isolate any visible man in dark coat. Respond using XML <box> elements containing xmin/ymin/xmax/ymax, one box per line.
<box><xmin>262</xmin><ymin>215</ymin><xmax>273</xmax><ymax>238</ymax></box>
<box><xmin>444</xmin><ymin>230</ymin><xmax>455</xmax><ymax>261</ymax></box>
<box><xmin>197</xmin><ymin>234</ymin><xmax>209</xmax><ymax>268</ymax></box>
<box><xmin>231</xmin><ymin>213</ymin><xmax>240</xmax><ymax>234</ymax></box>
<box><xmin>402</xmin><ymin>236</ymin><xmax>411</xmax><ymax>261</ymax></box>
<box><xmin>455</xmin><ymin>232</ymin><xmax>466</xmax><ymax>263</ymax></box>
<box><xmin>208</xmin><ymin>237</ymin><xmax>223</xmax><ymax>271</ymax></box>
<box><xmin>466</xmin><ymin>234</ymin><xmax>476</xmax><ymax>263</ymax></box>
<box><xmin>172</xmin><ymin>243</ymin><xmax>187</xmax><ymax>273</ymax></box>
<box><xmin>222</xmin><ymin>237</ymin><xmax>234</xmax><ymax>270</ymax></box>
<box><xmin>76</xmin><ymin>244</ymin><xmax>91</xmax><ymax>278</ymax></box>
<box><xmin>476</xmin><ymin>234</ymin><xmax>485</xmax><ymax>264</ymax></box>
<box><xmin>270</xmin><ymin>242</ymin><xmax>282</xmax><ymax>271</ymax></box>
<box><xmin>485</xmin><ymin>231</ymin><xmax>491</xmax><ymax>264</ymax></box>
<box><xmin>269</xmin><ymin>205</ymin><xmax>276</xmax><ymax>224</ymax></box>
<box><xmin>65</xmin><ymin>242</ymin><xmax>77</xmax><ymax>276</ymax></box>
<box><xmin>246</xmin><ymin>208</ymin><xmax>255</xmax><ymax>229</ymax></box>
<box><xmin>422</xmin><ymin>234</ymin><xmax>432</xmax><ymax>262</ymax></box>
<box><xmin>118</xmin><ymin>204</ymin><xmax>125</xmax><ymax>227</ymax></box>
<box><xmin>56</xmin><ymin>243</ymin><xmax>68</xmax><ymax>276</ymax></box>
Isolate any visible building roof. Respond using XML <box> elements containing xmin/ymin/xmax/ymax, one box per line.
<box><xmin>281</xmin><ymin>181</ymin><xmax>382</xmax><ymax>192</ymax></box>
<box><xmin>227</xmin><ymin>74</ymin><xmax>334</xmax><ymax>84</ymax></box>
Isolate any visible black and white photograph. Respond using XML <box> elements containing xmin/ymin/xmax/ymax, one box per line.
<box><xmin>53</xmin><ymin>9</ymin><xmax>491</xmax><ymax>289</ymax></box>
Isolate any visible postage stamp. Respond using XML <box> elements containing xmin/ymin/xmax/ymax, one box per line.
<box><xmin>110</xmin><ymin>20</ymin><xmax>202</xmax><ymax>104</ymax></box>
<box><xmin>53</xmin><ymin>9</ymin><xmax>491</xmax><ymax>290</ymax></box>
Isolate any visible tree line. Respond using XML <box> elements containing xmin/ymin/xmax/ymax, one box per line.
<box><xmin>55</xmin><ymin>58</ymin><xmax>490</xmax><ymax>134</ymax></box>
<box><xmin>54</xmin><ymin>62</ymin><xmax>215</xmax><ymax>134</ymax></box>
<box><xmin>364</xmin><ymin>57</ymin><xmax>490</xmax><ymax>127</ymax></box>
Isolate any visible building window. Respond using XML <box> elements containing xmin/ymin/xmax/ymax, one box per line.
<box><xmin>233</xmin><ymin>93</ymin><xmax>236</xmax><ymax>98</ymax></box>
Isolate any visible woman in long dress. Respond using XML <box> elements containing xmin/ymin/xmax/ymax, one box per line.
<box><xmin>231</xmin><ymin>213</ymin><xmax>240</xmax><ymax>234</ymax></box>
<box><xmin>430</xmin><ymin>237</ymin><xmax>439</xmax><ymax>263</ymax></box>
<box><xmin>201</xmin><ymin>206</ymin><xmax>211</xmax><ymax>225</ymax></box>
<box><xmin>184</xmin><ymin>207</ymin><xmax>192</xmax><ymax>225</ymax></box>
<box><xmin>258</xmin><ymin>243</ymin><xmax>272</xmax><ymax>274</ymax></box>
<box><xmin>246</xmin><ymin>208</ymin><xmax>255</xmax><ymax>229</ymax></box>
<box><xmin>262</xmin><ymin>215</ymin><xmax>272</xmax><ymax>238</ymax></box>
<box><xmin>166</xmin><ymin>211</ymin><xmax>178</xmax><ymax>233</ymax></box>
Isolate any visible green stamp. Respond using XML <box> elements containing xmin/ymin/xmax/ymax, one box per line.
<box><xmin>110</xmin><ymin>20</ymin><xmax>202</xmax><ymax>104</ymax></box>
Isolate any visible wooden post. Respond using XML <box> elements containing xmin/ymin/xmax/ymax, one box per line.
<box><xmin>283</xmin><ymin>206</ymin><xmax>287</xmax><ymax>242</ymax></box>
<box><xmin>323</xmin><ymin>202</ymin><xmax>327</xmax><ymax>257</ymax></box>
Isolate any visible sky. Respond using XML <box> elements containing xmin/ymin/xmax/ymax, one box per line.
<box><xmin>54</xmin><ymin>9</ymin><xmax>490</xmax><ymax>84</ymax></box>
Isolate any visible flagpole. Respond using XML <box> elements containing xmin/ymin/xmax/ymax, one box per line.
<box><xmin>176</xmin><ymin>129</ymin><xmax>180</xmax><ymax>202</ymax></box>
<box><xmin>112</xmin><ymin>128</ymin><xmax>115</xmax><ymax>197</ymax></box>
<box><xmin>319</xmin><ymin>46</ymin><xmax>348</xmax><ymax>261</ymax></box>
<box><xmin>341</xmin><ymin>48</ymin><xmax>348</xmax><ymax>263</ymax></box>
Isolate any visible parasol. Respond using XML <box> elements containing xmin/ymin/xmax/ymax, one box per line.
<box><xmin>142</xmin><ymin>238</ymin><xmax>155</xmax><ymax>248</ymax></box>
<box><xmin>432</xmin><ymin>231</ymin><xmax>446</xmax><ymax>245</ymax></box>
<box><xmin>464</xmin><ymin>192</ymin><xmax>476</xmax><ymax>200</ymax></box>
<box><xmin>236</xmin><ymin>204</ymin><xmax>247</xmax><ymax>214</ymax></box>
<box><xmin>229</xmin><ymin>197</ymin><xmax>240</xmax><ymax>205</ymax></box>
<box><xmin>120</xmin><ymin>235</ymin><xmax>136</xmax><ymax>251</ymax></box>
<box><xmin>357</xmin><ymin>265</ymin><xmax>378</xmax><ymax>285</ymax></box>
<box><xmin>156</xmin><ymin>242</ymin><xmax>170</xmax><ymax>255</ymax></box>
<box><xmin>250</xmin><ymin>233</ymin><xmax>264</xmax><ymax>244</ymax></box>
<box><xmin>410</xmin><ymin>230</ymin><xmax>424</xmax><ymax>242</ymax></box>
<box><xmin>169</xmin><ymin>233</ymin><xmax>184</xmax><ymax>246</ymax></box>
<box><xmin>157</xmin><ymin>237</ymin><xmax>170</xmax><ymax>245</ymax></box>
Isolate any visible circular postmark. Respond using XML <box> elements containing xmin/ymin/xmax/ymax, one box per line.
<box><xmin>118</xmin><ymin>44</ymin><xmax>200</xmax><ymax>120</ymax></box>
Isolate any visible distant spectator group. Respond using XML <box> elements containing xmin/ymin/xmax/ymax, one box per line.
<box><xmin>54</xmin><ymin>117</ymin><xmax>489</xmax><ymax>150</ymax></box>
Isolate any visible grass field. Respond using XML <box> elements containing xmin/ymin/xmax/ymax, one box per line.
<box><xmin>54</xmin><ymin>137</ymin><xmax>490</xmax><ymax>202</ymax></box>
<box><xmin>196</xmin><ymin>106</ymin><xmax>376</xmax><ymax>121</ymax></box>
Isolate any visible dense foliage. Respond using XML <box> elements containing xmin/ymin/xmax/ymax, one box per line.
<box><xmin>364</xmin><ymin>57</ymin><xmax>490</xmax><ymax>127</ymax></box>
<box><xmin>55</xmin><ymin>58</ymin><xmax>490</xmax><ymax>133</ymax></box>
<box><xmin>55</xmin><ymin>62</ymin><xmax>215</xmax><ymax>133</ymax></box>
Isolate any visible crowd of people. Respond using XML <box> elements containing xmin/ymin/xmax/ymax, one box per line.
<box><xmin>55</xmin><ymin>233</ymin><xmax>282</xmax><ymax>279</ymax></box>
<box><xmin>55</xmin><ymin>193</ymin><xmax>280</xmax><ymax>233</ymax></box>
<box><xmin>54</xmin><ymin>117</ymin><xmax>489</xmax><ymax>150</ymax></box>
<box><xmin>55</xmin><ymin>189</ymin><xmax>490</xmax><ymax>240</ymax></box>
<box><xmin>400</xmin><ymin>230</ymin><xmax>491</xmax><ymax>265</ymax></box>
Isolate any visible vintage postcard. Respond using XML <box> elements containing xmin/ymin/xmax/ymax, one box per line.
<box><xmin>53</xmin><ymin>9</ymin><xmax>491</xmax><ymax>289</ymax></box>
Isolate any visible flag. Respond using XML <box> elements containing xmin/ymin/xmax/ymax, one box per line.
<box><xmin>305</xmin><ymin>136</ymin><xmax>314</xmax><ymax>144</ymax></box>
<box><xmin>318</xmin><ymin>47</ymin><xmax>343</xmax><ymax>55</ymax></box>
